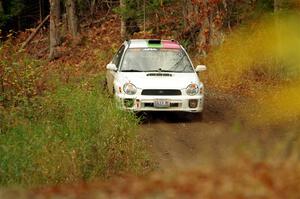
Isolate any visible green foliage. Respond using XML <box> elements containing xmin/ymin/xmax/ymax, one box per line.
<box><xmin>256</xmin><ymin>0</ymin><xmax>274</xmax><ymax>11</ymax></box>
<box><xmin>0</xmin><ymin>77</ymin><xmax>150</xmax><ymax>187</ymax></box>
<box><xmin>75</xmin><ymin>0</ymin><xmax>89</xmax><ymax>12</ymax></box>
<box><xmin>0</xmin><ymin>0</ymin><xmax>25</xmax><ymax>27</ymax></box>
<box><xmin>114</xmin><ymin>0</ymin><xmax>168</xmax><ymax>20</ymax></box>
<box><xmin>5</xmin><ymin>0</ymin><xmax>24</xmax><ymax>16</ymax></box>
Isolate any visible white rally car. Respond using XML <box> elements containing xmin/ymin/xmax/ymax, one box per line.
<box><xmin>106</xmin><ymin>39</ymin><xmax>206</xmax><ymax>113</ymax></box>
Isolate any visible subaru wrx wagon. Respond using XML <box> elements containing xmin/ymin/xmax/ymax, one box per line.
<box><xmin>106</xmin><ymin>39</ymin><xmax>206</xmax><ymax>113</ymax></box>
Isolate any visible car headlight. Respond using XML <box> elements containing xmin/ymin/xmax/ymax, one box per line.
<box><xmin>186</xmin><ymin>83</ymin><xmax>199</xmax><ymax>96</ymax></box>
<box><xmin>123</xmin><ymin>83</ymin><xmax>137</xmax><ymax>95</ymax></box>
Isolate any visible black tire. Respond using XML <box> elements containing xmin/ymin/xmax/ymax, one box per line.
<box><xmin>198</xmin><ymin>112</ymin><xmax>203</xmax><ymax>121</ymax></box>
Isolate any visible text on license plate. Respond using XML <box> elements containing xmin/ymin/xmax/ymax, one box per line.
<box><xmin>154</xmin><ymin>100</ymin><xmax>170</xmax><ymax>108</ymax></box>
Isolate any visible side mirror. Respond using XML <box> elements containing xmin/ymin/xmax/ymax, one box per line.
<box><xmin>106</xmin><ymin>63</ymin><xmax>117</xmax><ymax>71</ymax></box>
<box><xmin>195</xmin><ymin>65</ymin><xmax>207</xmax><ymax>72</ymax></box>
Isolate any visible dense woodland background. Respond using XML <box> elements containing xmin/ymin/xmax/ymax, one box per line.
<box><xmin>0</xmin><ymin>0</ymin><xmax>294</xmax><ymax>59</ymax></box>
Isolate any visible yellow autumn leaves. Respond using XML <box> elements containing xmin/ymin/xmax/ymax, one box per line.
<box><xmin>206</xmin><ymin>13</ymin><xmax>300</xmax><ymax>126</ymax></box>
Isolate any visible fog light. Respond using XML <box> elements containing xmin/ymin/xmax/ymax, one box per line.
<box><xmin>124</xmin><ymin>99</ymin><xmax>134</xmax><ymax>108</ymax></box>
<box><xmin>189</xmin><ymin>99</ymin><xmax>198</xmax><ymax>108</ymax></box>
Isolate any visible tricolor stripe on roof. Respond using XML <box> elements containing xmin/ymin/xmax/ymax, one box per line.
<box><xmin>128</xmin><ymin>39</ymin><xmax>181</xmax><ymax>49</ymax></box>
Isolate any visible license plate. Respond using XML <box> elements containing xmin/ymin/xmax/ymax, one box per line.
<box><xmin>154</xmin><ymin>100</ymin><xmax>170</xmax><ymax>108</ymax></box>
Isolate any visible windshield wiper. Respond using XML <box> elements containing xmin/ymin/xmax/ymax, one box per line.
<box><xmin>121</xmin><ymin>69</ymin><xmax>143</xmax><ymax>72</ymax></box>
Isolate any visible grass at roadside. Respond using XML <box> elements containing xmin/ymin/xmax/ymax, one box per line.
<box><xmin>0</xmin><ymin>25</ymin><xmax>151</xmax><ymax>188</ymax></box>
<box><xmin>0</xmin><ymin>76</ymin><xmax>151</xmax><ymax>187</ymax></box>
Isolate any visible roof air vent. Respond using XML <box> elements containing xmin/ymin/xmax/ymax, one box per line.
<box><xmin>148</xmin><ymin>39</ymin><xmax>161</xmax><ymax>44</ymax></box>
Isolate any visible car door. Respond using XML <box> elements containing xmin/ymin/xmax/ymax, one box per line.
<box><xmin>106</xmin><ymin>45</ymin><xmax>125</xmax><ymax>95</ymax></box>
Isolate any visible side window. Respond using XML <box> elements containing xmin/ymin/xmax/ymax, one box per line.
<box><xmin>112</xmin><ymin>45</ymin><xmax>125</xmax><ymax>68</ymax></box>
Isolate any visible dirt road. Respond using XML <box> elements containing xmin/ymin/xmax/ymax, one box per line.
<box><xmin>139</xmin><ymin>94</ymin><xmax>236</xmax><ymax>171</ymax></box>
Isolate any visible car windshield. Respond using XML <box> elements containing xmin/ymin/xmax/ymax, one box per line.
<box><xmin>120</xmin><ymin>48</ymin><xmax>194</xmax><ymax>72</ymax></box>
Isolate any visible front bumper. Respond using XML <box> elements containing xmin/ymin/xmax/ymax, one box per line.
<box><xmin>115</xmin><ymin>94</ymin><xmax>204</xmax><ymax>112</ymax></box>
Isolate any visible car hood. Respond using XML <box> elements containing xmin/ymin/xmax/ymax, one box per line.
<box><xmin>116</xmin><ymin>72</ymin><xmax>200</xmax><ymax>89</ymax></box>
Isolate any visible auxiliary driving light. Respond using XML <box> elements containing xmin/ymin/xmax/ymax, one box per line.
<box><xmin>189</xmin><ymin>99</ymin><xmax>198</xmax><ymax>108</ymax></box>
<box><xmin>124</xmin><ymin>99</ymin><xmax>134</xmax><ymax>108</ymax></box>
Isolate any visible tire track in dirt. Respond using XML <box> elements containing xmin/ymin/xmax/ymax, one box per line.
<box><xmin>139</xmin><ymin>104</ymin><xmax>232</xmax><ymax>170</ymax></box>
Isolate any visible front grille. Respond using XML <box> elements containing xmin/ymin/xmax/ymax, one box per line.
<box><xmin>143</xmin><ymin>103</ymin><xmax>180</xmax><ymax>108</ymax></box>
<box><xmin>147</xmin><ymin>73</ymin><xmax>172</xmax><ymax>77</ymax></box>
<box><xmin>141</xmin><ymin>89</ymin><xmax>182</xmax><ymax>96</ymax></box>
<box><xmin>144</xmin><ymin>103</ymin><xmax>154</xmax><ymax>107</ymax></box>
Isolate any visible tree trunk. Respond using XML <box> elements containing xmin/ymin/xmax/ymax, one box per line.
<box><xmin>274</xmin><ymin>0</ymin><xmax>283</xmax><ymax>12</ymax></box>
<box><xmin>90</xmin><ymin>0</ymin><xmax>96</xmax><ymax>18</ymax></box>
<box><xmin>198</xmin><ymin>0</ymin><xmax>211</xmax><ymax>56</ymax></box>
<box><xmin>182</xmin><ymin>0</ymin><xmax>188</xmax><ymax>29</ymax></box>
<box><xmin>49</xmin><ymin>0</ymin><xmax>61</xmax><ymax>60</ymax></box>
<box><xmin>0</xmin><ymin>1</ymin><xmax>3</xmax><ymax>14</ymax></box>
<box><xmin>274</xmin><ymin>0</ymin><xmax>279</xmax><ymax>12</ymax></box>
<box><xmin>66</xmin><ymin>0</ymin><xmax>79</xmax><ymax>37</ymax></box>
<box><xmin>120</xmin><ymin>0</ymin><xmax>126</xmax><ymax>38</ymax></box>
<box><xmin>39</xmin><ymin>0</ymin><xmax>42</xmax><ymax>21</ymax></box>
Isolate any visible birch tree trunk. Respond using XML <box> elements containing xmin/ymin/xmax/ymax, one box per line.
<box><xmin>66</xmin><ymin>0</ymin><xmax>79</xmax><ymax>37</ymax></box>
<box><xmin>120</xmin><ymin>0</ymin><xmax>126</xmax><ymax>38</ymax></box>
<box><xmin>49</xmin><ymin>0</ymin><xmax>61</xmax><ymax>60</ymax></box>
